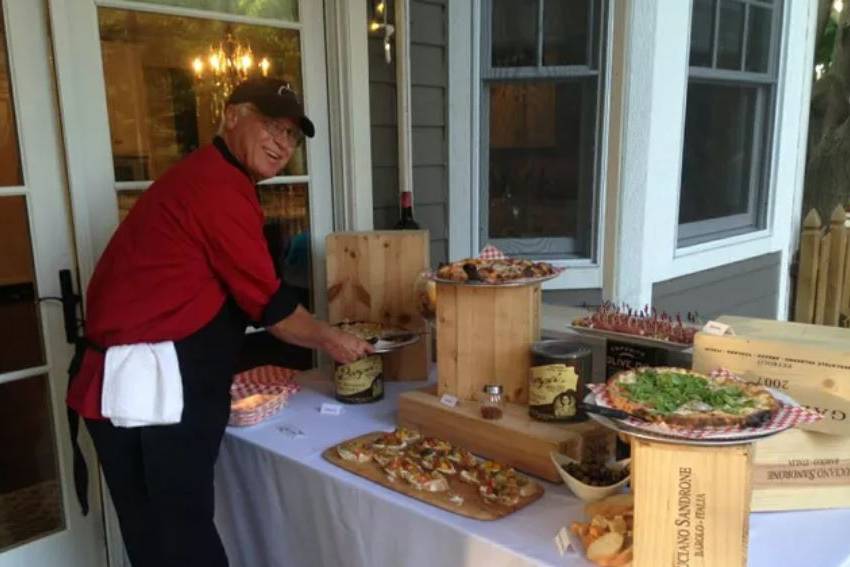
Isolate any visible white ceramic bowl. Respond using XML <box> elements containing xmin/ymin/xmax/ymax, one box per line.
<box><xmin>549</xmin><ymin>452</ymin><xmax>630</xmax><ymax>502</ymax></box>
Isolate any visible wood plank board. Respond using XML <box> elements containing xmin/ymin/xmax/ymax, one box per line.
<box><xmin>322</xmin><ymin>431</ymin><xmax>544</xmax><ymax>521</ymax></box>
<box><xmin>794</xmin><ymin>209</ymin><xmax>822</xmax><ymax>323</ymax></box>
<box><xmin>326</xmin><ymin>231</ymin><xmax>430</xmax><ymax>380</ymax></box>
<box><xmin>824</xmin><ymin>205</ymin><xmax>847</xmax><ymax>326</ymax></box>
<box><xmin>398</xmin><ymin>387</ymin><xmax>615</xmax><ymax>483</ymax></box>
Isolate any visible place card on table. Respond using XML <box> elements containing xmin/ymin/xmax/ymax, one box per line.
<box><xmin>439</xmin><ymin>393</ymin><xmax>459</xmax><ymax>408</ymax></box>
<box><xmin>320</xmin><ymin>403</ymin><xmax>344</xmax><ymax>415</ymax></box>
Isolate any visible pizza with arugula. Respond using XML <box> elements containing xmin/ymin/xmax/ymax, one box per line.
<box><xmin>606</xmin><ymin>367</ymin><xmax>780</xmax><ymax>428</ymax></box>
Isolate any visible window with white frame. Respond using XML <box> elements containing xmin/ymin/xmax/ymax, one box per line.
<box><xmin>678</xmin><ymin>0</ymin><xmax>782</xmax><ymax>247</ymax></box>
<box><xmin>479</xmin><ymin>0</ymin><xmax>607</xmax><ymax>260</ymax></box>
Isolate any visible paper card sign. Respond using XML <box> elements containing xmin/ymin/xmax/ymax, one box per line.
<box><xmin>320</xmin><ymin>403</ymin><xmax>343</xmax><ymax>415</ymax></box>
<box><xmin>440</xmin><ymin>393</ymin><xmax>459</xmax><ymax>408</ymax></box>
<box><xmin>553</xmin><ymin>526</ymin><xmax>573</xmax><ymax>557</ymax></box>
<box><xmin>702</xmin><ymin>320</ymin><xmax>735</xmax><ymax>336</ymax></box>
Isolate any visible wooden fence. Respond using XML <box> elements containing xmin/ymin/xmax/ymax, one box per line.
<box><xmin>794</xmin><ymin>205</ymin><xmax>850</xmax><ymax>326</ymax></box>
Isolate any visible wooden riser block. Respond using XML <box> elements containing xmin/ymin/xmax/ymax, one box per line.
<box><xmin>326</xmin><ymin>230</ymin><xmax>431</xmax><ymax>381</ymax></box>
<box><xmin>397</xmin><ymin>387</ymin><xmax>614</xmax><ymax>483</ymax></box>
<box><xmin>632</xmin><ymin>440</ymin><xmax>752</xmax><ymax>567</ymax></box>
<box><xmin>751</xmin><ymin>428</ymin><xmax>850</xmax><ymax>511</ymax></box>
<box><xmin>436</xmin><ymin>283</ymin><xmax>540</xmax><ymax>403</ymax></box>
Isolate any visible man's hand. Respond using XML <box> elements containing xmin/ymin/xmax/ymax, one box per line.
<box><xmin>266</xmin><ymin>305</ymin><xmax>374</xmax><ymax>364</ymax></box>
<box><xmin>320</xmin><ymin>326</ymin><xmax>375</xmax><ymax>365</ymax></box>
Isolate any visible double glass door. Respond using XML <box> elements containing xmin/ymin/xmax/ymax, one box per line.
<box><xmin>2</xmin><ymin>0</ymin><xmax>333</xmax><ymax>565</ymax></box>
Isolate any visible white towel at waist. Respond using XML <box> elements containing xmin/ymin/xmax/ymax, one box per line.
<box><xmin>102</xmin><ymin>342</ymin><xmax>183</xmax><ymax>428</ymax></box>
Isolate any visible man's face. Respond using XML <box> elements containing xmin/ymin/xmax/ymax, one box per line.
<box><xmin>221</xmin><ymin>104</ymin><xmax>302</xmax><ymax>180</ymax></box>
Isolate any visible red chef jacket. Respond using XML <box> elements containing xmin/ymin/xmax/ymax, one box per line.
<box><xmin>67</xmin><ymin>137</ymin><xmax>299</xmax><ymax>419</ymax></box>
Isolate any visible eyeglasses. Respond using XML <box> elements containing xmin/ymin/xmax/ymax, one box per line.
<box><xmin>248</xmin><ymin>106</ymin><xmax>304</xmax><ymax>147</ymax></box>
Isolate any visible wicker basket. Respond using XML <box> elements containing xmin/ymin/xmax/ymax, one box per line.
<box><xmin>228</xmin><ymin>365</ymin><xmax>299</xmax><ymax>427</ymax></box>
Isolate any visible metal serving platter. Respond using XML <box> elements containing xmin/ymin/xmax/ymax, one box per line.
<box><xmin>567</xmin><ymin>324</ymin><xmax>696</xmax><ymax>351</ymax></box>
<box><xmin>583</xmin><ymin>391</ymin><xmax>797</xmax><ymax>447</ymax></box>
<box><xmin>426</xmin><ymin>270</ymin><xmax>562</xmax><ymax>288</ymax></box>
<box><xmin>371</xmin><ymin>333</ymin><xmax>421</xmax><ymax>354</ymax></box>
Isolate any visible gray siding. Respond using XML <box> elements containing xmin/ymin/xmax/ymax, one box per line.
<box><xmin>368</xmin><ymin>0</ymin><xmax>449</xmax><ymax>267</ymax></box>
<box><xmin>543</xmin><ymin>288</ymin><xmax>604</xmax><ymax>307</ymax></box>
<box><xmin>652</xmin><ymin>252</ymin><xmax>781</xmax><ymax>320</ymax></box>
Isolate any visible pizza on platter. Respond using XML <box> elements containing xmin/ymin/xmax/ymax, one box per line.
<box><xmin>606</xmin><ymin>367</ymin><xmax>780</xmax><ymax>428</ymax></box>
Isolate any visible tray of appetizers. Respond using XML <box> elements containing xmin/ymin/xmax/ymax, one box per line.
<box><xmin>323</xmin><ymin>428</ymin><xmax>544</xmax><ymax>520</ymax></box>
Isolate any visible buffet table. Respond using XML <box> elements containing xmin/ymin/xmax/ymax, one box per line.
<box><xmin>214</xmin><ymin>373</ymin><xmax>850</xmax><ymax>567</ymax></box>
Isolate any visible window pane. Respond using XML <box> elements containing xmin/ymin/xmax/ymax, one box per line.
<box><xmin>491</xmin><ymin>0</ymin><xmax>538</xmax><ymax>67</ymax></box>
<box><xmin>0</xmin><ymin>375</ymin><xmax>64</xmax><ymax>551</ymax></box>
<box><xmin>98</xmin><ymin>8</ymin><xmax>305</xmax><ymax>182</ymax></box>
<box><xmin>257</xmin><ymin>183</ymin><xmax>312</xmax><ymax>307</ymax></box>
<box><xmin>745</xmin><ymin>6</ymin><xmax>772</xmax><ymax>73</ymax></box>
<box><xmin>543</xmin><ymin>0</ymin><xmax>590</xmax><ymax>66</ymax></box>
<box><xmin>680</xmin><ymin>83</ymin><xmax>762</xmax><ymax>225</ymax></box>
<box><xmin>487</xmin><ymin>80</ymin><xmax>597</xmax><ymax>258</ymax></box>
<box><xmin>0</xmin><ymin>195</ymin><xmax>46</xmax><ymax>373</ymax></box>
<box><xmin>0</xmin><ymin>4</ymin><xmax>23</xmax><ymax>187</ymax></box>
<box><xmin>130</xmin><ymin>0</ymin><xmax>298</xmax><ymax>22</ymax></box>
<box><xmin>689</xmin><ymin>0</ymin><xmax>715</xmax><ymax>68</ymax></box>
<box><xmin>717</xmin><ymin>0</ymin><xmax>745</xmax><ymax>70</ymax></box>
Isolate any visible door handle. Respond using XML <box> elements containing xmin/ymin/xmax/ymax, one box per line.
<box><xmin>58</xmin><ymin>269</ymin><xmax>81</xmax><ymax>344</ymax></box>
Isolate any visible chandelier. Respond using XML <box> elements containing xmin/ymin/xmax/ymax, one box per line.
<box><xmin>191</xmin><ymin>32</ymin><xmax>272</xmax><ymax>120</ymax></box>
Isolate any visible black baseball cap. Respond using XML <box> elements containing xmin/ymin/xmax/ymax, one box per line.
<box><xmin>227</xmin><ymin>77</ymin><xmax>315</xmax><ymax>138</ymax></box>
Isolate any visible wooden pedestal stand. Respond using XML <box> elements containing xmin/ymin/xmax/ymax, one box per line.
<box><xmin>631</xmin><ymin>438</ymin><xmax>753</xmax><ymax>567</ymax></box>
<box><xmin>436</xmin><ymin>282</ymin><xmax>540</xmax><ymax>403</ymax></box>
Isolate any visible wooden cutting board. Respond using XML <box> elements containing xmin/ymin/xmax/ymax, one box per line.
<box><xmin>322</xmin><ymin>432</ymin><xmax>544</xmax><ymax>520</ymax></box>
<box><xmin>325</xmin><ymin>231</ymin><xmax>430</xmax><ymax>381</ymax></box>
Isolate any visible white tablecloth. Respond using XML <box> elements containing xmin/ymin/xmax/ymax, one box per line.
<box><xmin>214</xmin><ymin>375</ymin><xmax>850</xmax><ymax>567</ymax></box>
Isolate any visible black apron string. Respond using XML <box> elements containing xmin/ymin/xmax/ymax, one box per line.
<box><xmin>66</xmin><ymin>338</ymin><xmax>105</xmax><ymax>517</ymax></box>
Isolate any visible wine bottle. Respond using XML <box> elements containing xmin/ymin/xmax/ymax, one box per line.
<box><xmin>393</xmin><ymin>190</ymin><xmax>420</xmax><ymax>229</ymax></box>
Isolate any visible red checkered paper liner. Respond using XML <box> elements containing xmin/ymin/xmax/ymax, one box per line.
<box><xmin>228</xmin><ymin>365</ymin><xmax>300</xmax><ymax>427</ymax></box>
<box><xmin>588</xmin><ymin>368</ymin><xmax>823</xmax><ymax>441</ymax></box>
<box><xmin>478</xmin><ymin>244</ymin><xmax>507</xmax><ymax>260</ymax></box>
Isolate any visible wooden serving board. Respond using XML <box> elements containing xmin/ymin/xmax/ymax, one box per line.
<box><xmin>322</xmin><ymin>432</ymin><xmax>544</xmax><ymax>521</ymax></box>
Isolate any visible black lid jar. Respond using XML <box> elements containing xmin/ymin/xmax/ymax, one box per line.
<box><xmin>529</xmin><ymin>340</ymin><xmax>592</xmax><ymax>422</ymax></box>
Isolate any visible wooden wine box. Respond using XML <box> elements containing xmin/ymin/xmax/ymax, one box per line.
<box><xmin>693</xmin><ymin>315</ymin><xmax>850</xmax><ymax>436</ymax></box>
<box><xmin>750</xmin><ymin>428</ymin><xmax>850</xmax><ymax>511</ymax></box>
<box><xmin>436</xmin><ymin>282</ymin><xmax>541</xmax><ymax>403</ymax></box>
<box><xmin>326</xmin><ymin>231</ymin><xmax>430</xmax><ymax>381</ymax></box>
<box><xmin>631</xmin><ymin>439</ymin><xmax>753</xmax><ymax>567</ymax></box>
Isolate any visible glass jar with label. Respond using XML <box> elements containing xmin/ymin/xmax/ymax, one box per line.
<box><xmin>334</xmin><ymin>355</ymin><xmax>384</xmax><ymax>404</ymax></box>
<box><xmin>529</xmin><ymin>340</ymin><xmax>592</xmax><ymax>422</ymax></box>
<box><xmin>480</xmin><ymin>384</ymin><xmax>504</xmax><ymax>420</ymax></box>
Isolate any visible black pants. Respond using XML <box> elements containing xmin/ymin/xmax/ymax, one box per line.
<box><xmin>85</xmin><ymin>299</ymin><xmax>246</xmax><ymax>567</ymax></box>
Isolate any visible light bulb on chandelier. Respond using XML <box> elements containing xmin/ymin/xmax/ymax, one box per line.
<box><xmin>190</xmin><ymin>32</ymin><xmax>272</xmax><ymax>120</ymax></box>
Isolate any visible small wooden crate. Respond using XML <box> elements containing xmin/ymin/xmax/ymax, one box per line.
<box><xmin>326</xmin><ymin>231</ymin><xmax>430</xmax><ymax>381</ymax></box>
<box><xmin>632</xmin><ymin>439</ymin><xmax>752</xmax><ymax>567</ymax></box>
<box><xmin>693</xmin><ymin>315</ymin><xmax>850</xmax><ymax>435</ymax></box>
<box><xmin>751</xmin><ymin>428</ymin><xmax>850</xmax><ymax>511</ymax></box>
<box><xmin>436</xmin><ymin>282</ymin><xmax>541</xmax><ymax>403</ymax></box>
<box><xmin>397</xmin><ymin>387</ymin><xmax>614</xmax><ymax>483</ymax></box>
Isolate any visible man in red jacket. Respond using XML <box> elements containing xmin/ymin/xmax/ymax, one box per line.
<box><xmin>66</xmin><ymin>78</ymin><xmax>372</xmax><ymax>566</ymax></box>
